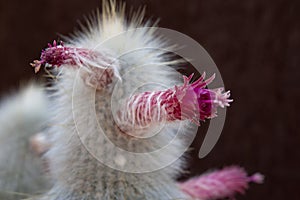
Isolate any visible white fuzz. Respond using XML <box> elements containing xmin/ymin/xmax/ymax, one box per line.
<box><xmin>39</xmin><ymin>1</ymin><xmax>197</xmax><ymax>200</ymax></box>
<box><xmin>0</xmin><ymin>84</ymin><xmax>50</xmax><ymax>199</ymax></box>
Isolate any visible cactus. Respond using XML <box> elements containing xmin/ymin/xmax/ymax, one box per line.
<box><xmin>0</xmin><ymin>84</ymin><xmax>50</xmax><ymax>200</ymax></box>
<box><xmin>0</xmin><ymin>1</ymin><xmax>263</xmax><ymax>200</ymax></box>
<box><xmin>35</xmin><ymin>2</ymin><xmax>193</xmax><ymax>199</ymax></box>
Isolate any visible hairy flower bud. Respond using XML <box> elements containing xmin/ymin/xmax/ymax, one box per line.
<box><xmin>117</xmin><ymin>73</ymin><xmax>232</xmax><ymax>131</ymax></box>
<box><xmin>179</xmin><ymin>166</ymin><xmax>264</xmax><ymax>200</ymax></box>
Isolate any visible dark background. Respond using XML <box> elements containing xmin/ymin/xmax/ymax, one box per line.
<box><xmin>0</xmin><ymin>0</ymin><xmax>299</xmax><ymax>199</ymax></box>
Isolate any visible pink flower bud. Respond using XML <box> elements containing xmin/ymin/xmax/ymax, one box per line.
<box><xmin>179</xmin><ymin>166</ymin><xmax>264</xmax><ymax>200</ymax></box>
<box><xmin>30</xmin><ymin>40</ymin><xmax>118</xmax><ymax>89</ymax></box>
<box><xmin>117</xmin><ymin>73</ymin><xmax>232</xmax><ymax>129</ymax></box>
<box><xmin>30</xmin><ymin>40</ymin><xmax>97</xmax><ymax>73</ymax></box>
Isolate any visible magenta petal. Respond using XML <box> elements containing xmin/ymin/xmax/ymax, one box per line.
<box><xmin>175</xmin><ymin>73</ymin><xmax>232</xmax><ymax>123</ymax></box>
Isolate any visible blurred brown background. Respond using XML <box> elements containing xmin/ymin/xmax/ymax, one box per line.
<box><xmin>0</xmin><ymin>0</ymin><xmax>299</xmax><ymax>199</ymax></box>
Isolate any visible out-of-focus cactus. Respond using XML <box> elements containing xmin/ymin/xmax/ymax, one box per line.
<box><xmin>0</xmin><ymin>84</ymin><xmax>50</xmax><ymax>200</ymax></box>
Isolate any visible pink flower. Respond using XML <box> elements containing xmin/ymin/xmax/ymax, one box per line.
<box><xmin>175</xmin><ymin>73</ymin><xmax>232</xmax><ymax>123</ymax></box>
<box><xmin>179</xmin><ymin>166</ymin><xmax>264</xmax><ymax>200</ymax></box>
<box><xmin>30</xmin><ymin>40</ymin><xmax>113</xmax><ymax>73</ymax></box>
<box><xmin>31</xmin><ymin>40</ymin><xmax>90</xmax><ymax>72</ymax></box>
<box><xmin>117</xmin><ymin>73</ymin><xmax>232</xmax><ymax>129</ymax></box>
<box><xmin>30</xmin><ymin>40</ymin><xmax>118</xmax><ymax>89</ymax></box>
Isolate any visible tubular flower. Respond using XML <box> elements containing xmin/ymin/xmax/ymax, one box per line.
<box><xmin>117</xmin><ymin>73</ymin><xmax>232</xmax><ymax>129</ymax></box>
<box><xmin>179</xmin><ymin>166</ymin><xmax>264</xmax><ymax>200</ymax></box>
<box><xmin>31</xmin><ymin>40</ymin><xmax>96</xmax><ymax>72</ymax></box>
<box><xmin>31</xmin><ymin>40</ymin><xmax>118</xmax><ymax>89</ymax></box>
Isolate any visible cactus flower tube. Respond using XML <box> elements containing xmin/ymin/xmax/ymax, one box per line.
<box><xmin>31</xmin><ymin>40</ymin><xmax>118</xmax><ymax>90</ymax></box>
<box><xmin>179</xmin><ymin>166</ymin><xmax>264</xmax><ymax>200</ymax></box>
<box><xmin>117</xmin><ymin>73</ymin><xmax>232</xmax><ymax>132</ymax></box>
<box><xmin>31</xmin><ymin>41</ymin><xmax>115</xmax><ymax>73</ymax></box>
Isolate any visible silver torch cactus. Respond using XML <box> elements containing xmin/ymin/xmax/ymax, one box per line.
<box><xmin>0</xmin><ymin>1</ymin><xmax>263</xmax><ymax>200</ymax></box>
